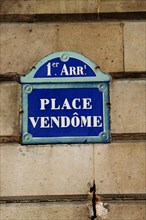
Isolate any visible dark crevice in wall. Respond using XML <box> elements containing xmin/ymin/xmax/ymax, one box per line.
<box><xmin>110</xmin><ymin>72</ymin><xmax>146</xmax><ymax>79</ymax></box>
<box><xmin>0</xmin><ymin>72</ymin><xmax>146</xmax><ymax>82</ymax></box>
<box><xmin>0</xmin><ymin>12</ymin><xmax>146</xmax><ymax>23</ymax></box>
<box><xmin>0</xmin><ymin>136</ymin><xmax>20</xmax><ymax>143</ymax></box>
<box><xmin>0</xmin><ymin>194</ymin><xmax>146</xmax><ymax>204</ymax></box>
<box><xmin>111</xmin><ymin>133</ymin><xmax>146</xmax><ymax>141</ymax></box>
<box><xmin>0</xmin><ymin>133</ymin><xmax>146</xmax><ymax>144</ymax></box>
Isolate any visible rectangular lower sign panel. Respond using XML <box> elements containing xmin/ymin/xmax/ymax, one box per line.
<box><xmin>22</xmin><ymin>83</ymin><xmax>110</xmax><ymax>144</ymax></box>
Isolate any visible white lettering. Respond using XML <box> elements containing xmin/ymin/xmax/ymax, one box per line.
<box><xmin>47</xmin><ymin>62</ymin><xmax>51</xmax><ymax>76</ymax></box>
<box><xmin>60</xmin><ymin>65</ymin><xmax>85</xmax><ymax>76</ymax></box>
<box><xmin>93</xmin><ymin>116</ymin><xmax>102</xmax><ymax>127</ymax></box>
<box><xmin>52</xmin><ymin>62</ymin><xmax>59</xmax><ymax>67</ymax></box>
<box><xmin>61</xmin><ymin>116</ymin><xmax>70</xmax><ymax>127</ymax></box>
<box><xmin>77</xmin><ymin>66</ymin><xmax>84</xmax><ymax>75</ymax></box>
<box><xmin>29</xmin><ymin>117</ymin><xmax>40</xmax><ymax>128</ymax></box>
<box><xmin>83</xmin><ymin>98</ymin><xmax>92</xmax><ymax>109</ymax></box>
<box><xmin>61</xmin><ymin>99</ymin><xmax>71</xmax><ymax>110</ymax></box>
<box><xmin>51</xmin><ymin>99</ymin><xmax>60</xmax><ymax>110</ymax></box>
<box><xmin>69</xmin><ymin>66</ymin><xmax>76</xmax><ymax>75</ymax></box>
<box><xmin>41</xmin><ymin>117</ymin><xmax>50</xmax><ymax>128</ymax></box>
<box><xmin>40</xmin><ymin>99</ymin><xmax>50</xmax><ymax>110</ymax></box>
<box><xmin>80</xmin><ymin>116</ymin><xmax>92</xmax><ymax>127</ymax></box>
<box><xmin>40</xmin><ymin>98</ymin><xmax>93</xmax><ymax>110</ymax></box>
<box><xmin>71</xmin><ymin>113</ymin><xmax>80</xmax><ymax>127</ymax></box>
<box><xmin>72</xmin><ymin>98</ymin><xmax>81</xmax><ymax>109</ymax></box>
<box><xmin>29</xmin><ymin>115</ymin><xmax>103</xmax><ymax>128</ymax></box>
<box><xmin>50</xmin><ymin>117</ymin><xmax>60</xmax><ymax>128</ymax></box>
<box><xmin>60</xmin><ymin>64</ymin><xmax>69</xmax><ymax>76</ymax></box>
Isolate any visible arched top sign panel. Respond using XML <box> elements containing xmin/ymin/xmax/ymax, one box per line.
<box><xmin>21</xmin><ymin>51</ymin><xmax>111</xmax><ymax>145</ymax></box>
<box><xmin>20</xmin><ymin>51</ymin><xmax>110</xmax><ymax>83</ymax></box>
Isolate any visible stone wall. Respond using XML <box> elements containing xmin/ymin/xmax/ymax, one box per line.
<box><xmin>0</xmin><ymin>1</ymin><xmax>146</xmax><ymax>219</ymax></box>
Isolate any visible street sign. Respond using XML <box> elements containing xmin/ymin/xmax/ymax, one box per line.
<box><xmin>21</xmin><ymin>51</ymin><xmax>111</xmax><ymax>144</ymax></box>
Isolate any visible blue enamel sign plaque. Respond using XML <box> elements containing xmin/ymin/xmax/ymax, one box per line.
<box><xmin>21</xmin><ymin>51</ymin><xmax>111</xmax><ymax>144</ymax></box>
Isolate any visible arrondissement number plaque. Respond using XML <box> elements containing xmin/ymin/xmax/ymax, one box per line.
<box><xmin>21</xmin><ymin>51</ymin><xmax>111</xmax><ymax>144</ymax></box>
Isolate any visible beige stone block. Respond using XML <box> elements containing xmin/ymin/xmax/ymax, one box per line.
<box><xmin>0</xmin><ymin>143</ymin><xmax>93</xmax><ymax>196</ymax></box>
<box><xmin>0</xmin><ymin>23</ymin><xmax>57</xmax><ymax>74</ymax></box>
<box><xmin>124</xmin><ymin>22</ymin><xmax>146</xmax><ymax>71</ymax></box>
<box><xmin>0</xmin><ymin>82</ymin><xmax>20</xmax><ymax>136</ymax></box>
<box><xmin>0</xmin><ymin>23</ymin><xmax>123</xmax><ymax>75</ymax></box>
<box><xmin>36</xmin><ymin>0</ymin><xmax>146</xmax><ymax>14</ymax></box>
<box><xmin>0</xmin><ymin>202</ymin><xmax>88</xmax><ymax>220</ymax></box>
<box><xmin>58</xmin><ymin>23</ymin><xmax>124</xmax><ymax>73</ymax></box>
<box><xmin>35</xmin><ymin>0</ymin><xmax>97</xmax><ymax>14</ymax></box>
<box><xmin>94</xmin><ymin>142</ymin><xmax>146</xmax><ymax>194</ymax></box>
<box><xmin>0</xmin><ymin>142</ymin><xmax>145</xmax><ymax>196</ymax></box>
<box><xmin>0</xmin><ymin>202</ymin><xmax>146</xmax><ymax>220</ymax></box>
<box><xmin>0</xmin><ymin>0</ymin><xmax>34</xmax><ymax>14</ymax></box>
<box><xmin>100</xmin><ymin>0</ymin><xmax>146</xmax><ymax>13</ymax></box>
<box><xmin>108</xmin><ymin>202</ymin><xmax>146</xmax><ymax>220</ymax></box>
<box><xmin>1</xmin><ymin>0</ymin><xmax>146</xmax><ymax>14</ymax></box>
<box><xmin>111</xmin><ymin>80</ymin><xmax>146</xmax><ymax>133</ymax></box>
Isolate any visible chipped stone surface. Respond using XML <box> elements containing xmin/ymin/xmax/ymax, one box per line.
<box><xmin>0</xmin><ymin>82</ymin><xmax>20</xmax><ymax>136</ymax></box>
<box><xmin>94</xmin><ymin>142</ymin><xmax>146</xmax><ymax>194</ymax></box>
<box><xmin>0</xmin><ymin>202</ymin><xmax>145</xmax><ymax>220</ymax></box>
<box><xmin>0</xmin><ymin>23</ymin><xmax>123</xmax><ymax>75</ymax></box>
<box><xmin>0</xmin><ymin>143</ymin><xmax>93</xmax><ymax>196</ymax></box>
<box><xmin>124</xmin><ymin>22</ymin><xmax>146</xmax><ymax>71</ymax></box>
<box><xmin>111</xmin><ymin>80</ymin><xmax>146</xmax><ymax>133</ymax></box>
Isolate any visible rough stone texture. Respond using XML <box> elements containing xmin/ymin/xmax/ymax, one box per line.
<box><xmin>0</xmin><ymin>142</ymin><xmax>145</xmax><ymax>196</ymax></box>
<box><xmin>0</xmin><ymin>143</ymin><xmax>93</xmax><ymax>196</ymax></box>
<box><xmin>94</xmin><ymin>142</ymin><xmax>146</xmax><ymax>194</ymax></box>
<box><xmin>0</xmin><ymin>23</ymin><xmax>57</xmax><ymax>75</ymax></box>
<box><xmin>36</xmin><ymin>0</ymin><xmax>146</xmax><ymax>14</ymax></box>
<box><xmin>108</xmin><ymin>202</ymin><xmax>146</xmax><ymax>220</ymax></box>
<box><xmin>57</xmin><ymin>23</ymin><xmax>123</xmax><ymax>73</ymax></box>
<box><xmin>100</xmin><ymin>0</ymin><xmax>146</xmax><ymax>13</ymax></box>
<box><xmin>0</xmin><ymin>202</ymin><xmax>88</xmax><ymax>220</ymax></box>
<box><xmin>124</xmin><ymin>22</ymin><xmax>146</xmax><ymax>71</ymax></box>
<box><xmin>0</xmin><ymin>23</ymin><xmax>123</xmax><ymax>74</ymax></box>
<box><xmin>1</xmin><ymin>0</ymin><xmax>146</xmax><ymax>14</ymax></box>
<box><xmin>0</xmin><ymin>0</ymin><xmax>34</xmax><ymax>14</ymax></box>
<box><xmin>0</xmin><ymin>82</ymin><xmax>20</xmax><ymax>136</ymax></box>
<box><xmin>111</xmin><ymin>80</ymin><xmax>146</xmax><ymax>133</ymax></box>
<box><xmin>35</xmin><ymin>0</ymin><xmax>97</xmax><ymax>14</ymax></box>
<box><xmin>0</xmin><ymin>202</ymin><xmax>146</xmax><ymax>220</ymax></box>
